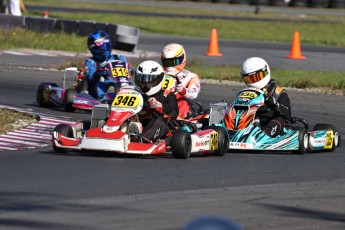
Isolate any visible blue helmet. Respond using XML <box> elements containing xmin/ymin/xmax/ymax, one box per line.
<box><xmin>87</xmin><ymin>31</ymin><xmax>112</xmax><ymax>62</ymax></box>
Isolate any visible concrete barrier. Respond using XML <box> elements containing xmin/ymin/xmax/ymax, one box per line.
<box><xmin>25</xmin><ymin>16</ymin><xmax>56</xmax><ymax>33</ymax></box>
<box><xmin>78</xmin><ymin>20</ymin><xmax>96</xmax><ymax>36</ymax></box>
<box><xmin>0</xmin><ymin>14</ymin><xmax>25</xmax><ymax>29</ymax></box>
<box><xmin>55</xmin><ymin>18</ymin><xmax>78</xmax><ymax>34</ymax></box>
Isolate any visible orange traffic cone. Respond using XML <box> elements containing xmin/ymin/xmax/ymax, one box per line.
<box><xmin>285</xmin><ymin>31</ymin><xmax>306</xmax><ymax>60</ymax></box>
<box><xmin>43</xmin><ymin>11</ymin><xmax>49</xmax><ymax>18</ymax></box>
<box><xmin>204</xmin><ymin>28</ymin><xmax>222</xmax><ymax>57</ymax></box>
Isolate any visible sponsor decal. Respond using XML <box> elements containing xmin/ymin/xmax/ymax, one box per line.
<box><xmin>271</xmin><ymin>125</ymin><xmax>277</xmax><ymax>136</ymax></box>
<box><xmin>74</xmin><ymin>99</ymin><xmax>90</xmax><ymax>105</ymax></box>
<box><xmin>196</xmin><ymin>140</ymin><xmax>210</xmax><ymax>147</ymax></box>
<box><xmin>230</xmin><ymin>142</ymin><xmax>253</xmax><ymax>149</ymax></box>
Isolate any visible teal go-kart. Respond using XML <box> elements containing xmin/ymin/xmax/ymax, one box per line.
<box><xmin>208</xmin><ymin>87</ymin><xmax>341</xmax><ymax>154</ymax></box>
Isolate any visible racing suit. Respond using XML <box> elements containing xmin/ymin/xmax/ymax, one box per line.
<box><xmin>174</xmin><ymin>69</ymin><xmax>201</xmax><ymax>119</ymax></box>
<box><xmin>81</xmin><ymin>54</ymin><xmax>128</xmax><ymax>99</ymax></box>
<box><xmin>256</xmin><ymin>79</ymin><xmax>291</xmax><ymax>137</ymax></box>
<box><xmin>140</xmin><ymin>90</ymin><xmax>179</xmax><ymax>142</ymax></box>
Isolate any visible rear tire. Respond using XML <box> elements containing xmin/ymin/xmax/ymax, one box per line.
<box><xmin>293</xmin><ymin>128</ymin><xmax>308</xmax><ymax>154</ymax></box>
<box><xmin>53</xmin><ymin>124</ymin><xmax>74</xmax><ymax>153</ymax></box>
<box><xmin>36</xmin><ymin>82</ymin><xmax>58</xmax><ymax>107</ymax></box>
<box><xmin>205</xmin><ymin>126</ymin><xmax>229</xmax><ymax>156</ymax></box>
<box><xmin>312</xmin><ymin>123</ymin><xmax>339</xmax><ymax>151</ymax></box>
<box><xmin>64</xmin><ymin>89</ymin><xmax>77</xmax><ymax>112</ymax></box>
<box><xmin>171</xmin><ymin>129</ymin><xmax>192</xmax><ymax>159</ymax></box>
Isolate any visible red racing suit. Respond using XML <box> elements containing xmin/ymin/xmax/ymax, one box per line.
<box><xmin>173</xmin><ymin>69</ymin><xmax>201</xmax><ymax>119</ymax></box>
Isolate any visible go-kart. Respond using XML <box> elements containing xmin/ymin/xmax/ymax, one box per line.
<box><xmin>162</xmin><ymin>74</ymin><xmax>210</xmax><ymax>132</ymax></box>
<box><xmin>36</xmin><ymin>60</ymin><xmax>131</xmax><ymax>112</ymax></box>
<box><xmin>52</xmin><ymin>86</ymin><xmax>229</xmax><ymax>159</ymax></box>
<box><xmin>208</xmin><ymin>87</ymin><xmax>341</xmax><ymax>154</ymax></box>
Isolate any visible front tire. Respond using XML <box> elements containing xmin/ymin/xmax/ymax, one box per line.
<box><xmin>53</xmin><ymin>124</ymin><xmax>74</xmax><ymax>153</ymax></box>
<box><xmin>171</xmin><ymin>129</ymin><xmax>192</xmax><ymax>159</ymax></box>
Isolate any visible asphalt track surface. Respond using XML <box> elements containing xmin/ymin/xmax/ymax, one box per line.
<box><xmin>1</xmin><ymin>4</ymin><xmax>345</xmax><ymax>230</ymax></box>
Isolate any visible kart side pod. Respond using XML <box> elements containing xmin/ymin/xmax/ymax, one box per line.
<box><xmin>309</xmin><ymin>123</ymin><xmax>340</xmax><ymax>152</ymax></box>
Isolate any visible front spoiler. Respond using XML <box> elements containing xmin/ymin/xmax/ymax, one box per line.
<box><xmin>52</xmin><ymin>129</ymin><xmax>166</xmax><ymax>155</ymax></box>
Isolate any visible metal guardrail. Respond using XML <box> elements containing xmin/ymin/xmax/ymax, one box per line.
<box><xmin>0</xmin><ymin>13</ymin><xmax>140</xmax><ymax>52</ymax></box>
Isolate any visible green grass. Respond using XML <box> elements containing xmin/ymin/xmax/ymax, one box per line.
<box><xmin>18</xmin><ymin>0</ymin><xmax>345</xmax><ymax>47</ymax></box>
<box><xmin>0</xmin><ymin>109</ymin><xmax>37</xmax><ymax>135</ymax></box>
<box><xmin>186</xmin><ymin>59</ymin><xmax>345</xmax><ymax>93</ymax></box>
<box><xmin>1</xmin><ymin>0</ymin><xmax>344</xmax><ymax>92</ymax></box>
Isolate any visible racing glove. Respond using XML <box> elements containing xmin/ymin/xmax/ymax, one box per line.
<box><xmin>175</xmin><ymin>83</ymin><xmax>187</xmax><ymax>95</ymax></box>
<box><xmin>147</xmin><ymin>97</ymin><xmax>163</xmax><ymax>113</ymax></box>
<box><xmin>265</xmin><ymin>95</ymin><xmax>279</xmax><ymax>110</ymax></box>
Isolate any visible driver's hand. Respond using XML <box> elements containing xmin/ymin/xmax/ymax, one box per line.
<box><xmin>147</xmin><ymin>97</ymin><xmax>162</xmax><ymax>109</ymax></box>
<box><xmin>175</xmin><ymin>83</ymin><xmax>186</xmax><ymax>95</ymax></box>
<box><xmin>265</xmin><ymin>95</ymin><xmax>279</xmax><ymax>109</ymax></box>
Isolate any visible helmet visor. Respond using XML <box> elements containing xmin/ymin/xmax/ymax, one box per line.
<box><xmin>89</xmin><ymin>37</ymin><xmax>109</xmax><ymax>48</ymax></box>
<box><xmin>136</xmin><ymin>73</ymin><xmax>162</xmax><ymax>84</ymax></box>
<box><xmin>161</xmin><ymin>54</ymin><xmax>185</xmax><ymax>67</ymax></box>
<box><xmin>241</xmin><ymin>68</ymin><xmax>268</xmax><ymax>84</ymax></box>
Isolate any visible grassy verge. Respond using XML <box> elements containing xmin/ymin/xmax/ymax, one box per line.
<box><xmin>55</xmin><ymin>56</ymin><xmax>345</xmax><ymax>93</ymax></box>
<box><xmin>0</xmin><ymin>109</ymin><xmax>37</xmax><ymax>135</ymax></box>
<box><xmin>1</xmin><ymin>0</ymin><xmax>344</xmax><ymax>92</ymax></box>
<box><xmin>5</xmin><ymin>0</ymin><xmax>345</xmax><ymax>48</ymax></box>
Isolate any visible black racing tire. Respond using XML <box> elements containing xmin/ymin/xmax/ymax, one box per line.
<box><xmin>292</xmin><ymin>128</ymin><xmax>308</xmax><ymax>154</ymax></box>
<box><xmin>312</xmin><ymin>123</ymin><xmax>339</xmax><ymax>151</ymax></box>
<box><xmin>64</xmin><ymin>89</ymin><xmax>77</xmax><ymax>112</ymax></box>
<box><xmin>205</xmin><ymin>126</ymin><xmax>229</xmax><ymax>156</ymax></box>
<box><xmin>36</xmin><ymin>82</ymin><xmax>58</xmax><ymax>107</ymax></box>
<box><xmin>171</xmin><ymin>129</ymin><xmax>192</xmax><ymax>159</ymax></box>
<box><xmin>53</xmin><ymin>124</ymin><xmax>74</xmax><ymax>153</ymax></box>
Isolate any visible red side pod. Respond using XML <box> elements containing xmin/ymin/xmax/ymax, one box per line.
<box><xmin>128</xmin><ymin>140</ymin><xmax>166</xmax><ymax>155</ymax></box>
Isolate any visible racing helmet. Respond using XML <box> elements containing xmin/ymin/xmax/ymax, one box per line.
<box><xmin>135</xmin><ymin>60</ymin><xmax>164</xmax><ymax>96</ymax></box>
<box><xmin>161</xmin><ymin>43</ymin><xmax>186</xmax><ymax>75</ymax></box>
<box><xmin>240</xmin><ymin>57</ymin><xmax>271</xmax><ymax>89</ymax></box>
<box><xmin>87</xmin><ymin>31</ymin><xmax>112</xmax><ymax>62</ymax></box>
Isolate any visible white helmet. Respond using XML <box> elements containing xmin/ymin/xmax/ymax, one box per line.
<box><xmin>161</xmin><ymin>43</ymin><xmax>186</xmax><ymax>75</ymax></box>
<box><xmin>240</xmin><ymin>57</ymin><xmax>271</xmax><ymax>89</ymax></box>
<box><xmin>135</xmin><ymin>60</ymin><xmax>165</xmax><ymax>96</ymax></box>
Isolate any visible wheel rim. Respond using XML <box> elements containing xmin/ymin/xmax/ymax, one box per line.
<box><xmin>334</xmin><ymin>131</ymin><xmax>339</xmax><ymax>147</ymax></box>
<box><xmin>303</xmin><ymin>133</ymin><xmax>309</xmax><ymax>150</ymax></box>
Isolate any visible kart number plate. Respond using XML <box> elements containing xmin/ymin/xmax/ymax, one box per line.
<box><xmin>210</xmin><ymin>131</ymin><xmax>219</xmax><ymax>151</ymax></box>
<box><xmin>112</xmin><ymin>95</ymin><xmax>140</xmax><ymax>108</ymax></box>
<box><xmin>162</xmin><ymin>75</ymin><xmax>174</xmax><ymax>90</ymax></box>
<box><xmin>111</xmin><ymin>67</ymin><xmax>129</xmax><ymax>77</ymax></box>
<box><xmin>238</xmin><ymin>91</ymin><xmax>258</xmax><ymax>99</ymax></box>
<box><xmin>324</xmin><ymin>130</ymin><xmax>334</xmax><ymax>149</ymax></box>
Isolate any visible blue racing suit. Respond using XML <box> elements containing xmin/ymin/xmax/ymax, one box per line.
<box><xmin>84</xmin><ymin>54</ymin><xmax>128</xmax><ymax>99</ymax></box>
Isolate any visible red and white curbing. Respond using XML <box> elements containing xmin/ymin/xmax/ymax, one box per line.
<box><xmin>0</xmin><ymin>105</ymin><xmax>78</xmax><ymax>151</ymax></box>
